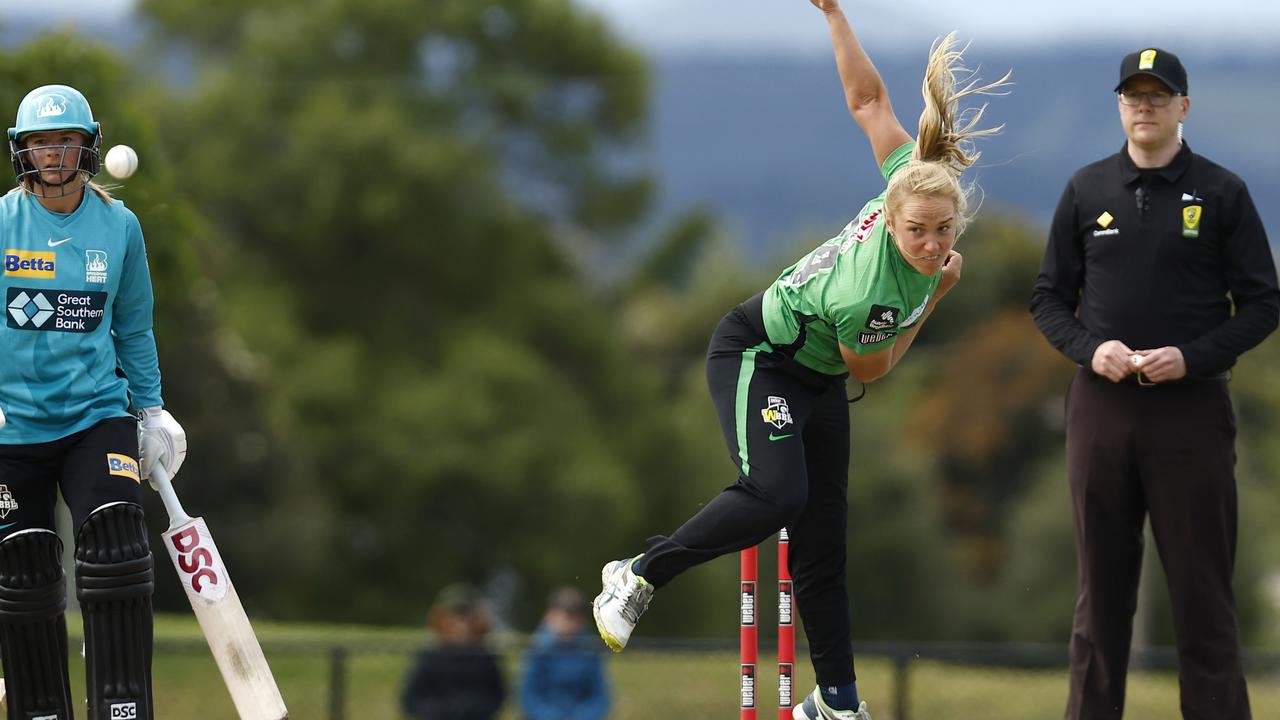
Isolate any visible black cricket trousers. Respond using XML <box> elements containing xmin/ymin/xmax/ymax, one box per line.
<box><xmin>634</xmin><ymin>292</ymin><xmax>858</xmax><ymax>686</ymax></box>
<box><xmin>1064</xmin><ymin>369</ymin><xmax>1250</xmax><ymax>720</ymax></box>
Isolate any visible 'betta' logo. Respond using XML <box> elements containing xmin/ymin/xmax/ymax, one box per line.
<box><xmin>35</xmin><ymin>94</ymin><xmax>68</xmax><ymax>118</ymax></box>
<box><xmin>167</xmin><ymin>520</ymin><xmax>228</xmax><ymax>602</ymax></box>
<box><xmin>106</xmin><ymin>453</ymin><xmax>140</xmax><ymax>483</ymax></box>
<box><xmin>4</xmin><ymin>250</ymin><xmax>56</xmax><ymax>278</ymax></box>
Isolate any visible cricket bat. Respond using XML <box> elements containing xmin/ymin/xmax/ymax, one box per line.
<box><xmin>152</xmin><ymin>464</ymin><xmax>288</xmax><ymax>719</ymax></box>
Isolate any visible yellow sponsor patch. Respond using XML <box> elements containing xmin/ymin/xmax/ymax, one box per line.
<box><xmin>1096</xmin><ymin>211</ymin><xmax>1114</xmax><ymax>228</ymax></box>
<box><xmin>1139</xmin><ymin>50</ymin><xmax>1157</xmax><ymax>70</ymax></box>
<box><xmin>106</xmin><ymin>453</ymin><xmax>141</xmax><ymax>482</ymax></box>
<box><xmin>4</xmin><ymin>249</ymin><xmax>57</xmax><ymax>278</ymax></box>
<box><xmin>1182</xmin><ymin>205</ymin><xmax>1202</xmax><ymax>238</ymax></box>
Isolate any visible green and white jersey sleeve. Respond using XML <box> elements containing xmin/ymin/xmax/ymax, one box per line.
<box><xmin>760</xmin><ymin>141</ymin><xmax>942</xmax><ymax>375</ymax></box>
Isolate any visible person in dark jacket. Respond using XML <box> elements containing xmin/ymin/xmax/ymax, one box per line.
<box><xmin>520</xmin><ymin>587</ymin><xmax>610</xmax><ymax>720</ymax></box>
<box><xmin>401</xmin><ymin>583</ymin><xmax>506</xmax><ymax>720</ymax></box>
<box><xmin>1030</xmin><ymin>47</ymin><xmax>1278</xmax><ymax>720</ymax></box>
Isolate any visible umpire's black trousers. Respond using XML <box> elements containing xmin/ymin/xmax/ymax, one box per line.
<box><xmin>1064</xmin><ymin>369</ymin><xmax>1250</xmax><ymax>720</ymax></box>
<box><xmin>634</xmin><ymin>293</ymin><xmax>858</xmax><ymax>687</ymax></box>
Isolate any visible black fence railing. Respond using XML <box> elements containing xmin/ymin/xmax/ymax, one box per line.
<box><xmin>308</xmin><ymin>636</ymin><xmax>1280</xmax><ymax>720</ymax></box>
<box><xmin>19</xmin><ymin>635</ymin><xmax>1274</xmax><ymax>718</ymax></box>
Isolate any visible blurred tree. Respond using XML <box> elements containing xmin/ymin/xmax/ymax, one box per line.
<box><xmin>132</xmin><ymin>0</ymin><xmax>709</xmax><ymax>626</ymax></box>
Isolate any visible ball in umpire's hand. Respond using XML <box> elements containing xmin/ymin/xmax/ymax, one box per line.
<box><xmin>104</xmin><ymin>144</ymin><xmax>138</xmax><ymax>179</ymax></box>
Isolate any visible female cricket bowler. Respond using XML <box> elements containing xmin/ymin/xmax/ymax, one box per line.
<box><xmin>0</xmin><ymin>84</ymin><xmax>186</xmax><ymax>720</ymax></box>
<box><xmin>592</xmin><ymin>2</ymin><xmax>1010</xmax><ymax>718</ymax></box>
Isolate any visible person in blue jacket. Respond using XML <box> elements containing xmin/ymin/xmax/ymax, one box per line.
<box><xmin>520</xmin><ymin>587</ymin><xmax>610</xmax><ymax>720</ymax></box>
<box><xmin>0</xmin><ymin>84</ymin><xmax>187</xmax><ymax>720</ymax></box>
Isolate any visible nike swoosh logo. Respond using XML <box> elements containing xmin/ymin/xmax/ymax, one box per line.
<box><xmin>47</xmin><ymin>237</ymin><xmax>72</xmax><ymax>247</ymax></box>
<box><xmin>768</xmin><ymin>433</ymin><xmax>794</xmax><ymax>441</ymax></box>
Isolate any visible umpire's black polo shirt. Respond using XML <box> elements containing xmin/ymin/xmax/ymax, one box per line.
<box><xmin>1030</xmin><ymin>141</ymin><xmax>1279</xmax><ymax>376</ymax></box>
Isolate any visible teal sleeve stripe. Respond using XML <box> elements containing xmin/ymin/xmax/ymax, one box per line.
<box><xmin>734</xmin><ymin>342</ymin><xmax>772</xmax><ymax>477</ymax></box>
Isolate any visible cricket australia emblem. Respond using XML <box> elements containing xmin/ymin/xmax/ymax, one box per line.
<box><xmin>761</xmin><ymin>396</ymin><xmax>793</xmax><ymax>429</ymax></box>
<box><xmin>0</xmin><ymin>484</ymin><xmax>17</xmax><ymax>519</ymax></box>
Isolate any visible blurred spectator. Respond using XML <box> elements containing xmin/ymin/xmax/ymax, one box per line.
<box><xmin>519</xmin><ymin>587</ymin><xmax>610</xmax><ymax>720</ymax></box>
<box><xmin>401</xmin><ymin>583</ymin><xmax>506</xmax><ymax>720</ymax></box>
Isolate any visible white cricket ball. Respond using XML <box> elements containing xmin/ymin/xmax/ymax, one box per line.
<box><xmin>104</xmin><ymin>144</ymin><xmax>138</xmax><ymax>179</ymax></box>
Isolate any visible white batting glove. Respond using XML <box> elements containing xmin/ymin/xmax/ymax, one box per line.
<box><xmin>138</xmin><ymin>406</ymin><xmax>187</xmax><ymax>487</ymax></box>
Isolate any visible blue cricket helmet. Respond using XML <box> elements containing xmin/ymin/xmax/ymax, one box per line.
<box><xmin>8</xmin><ymin>84</ymin><xmax>103</xmax><ymax>189</ymax></box>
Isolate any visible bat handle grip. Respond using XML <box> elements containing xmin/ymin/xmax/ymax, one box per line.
<box><xmin>151</xmin><ymin>464</ymin><xmax>193</xmax><ymax>527</ymax></box>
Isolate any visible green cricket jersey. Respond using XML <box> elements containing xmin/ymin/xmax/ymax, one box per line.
<box><xmin>761</xmin><ymin>141</ymin><xmax>942</xmax><ymax>375</ymax></box>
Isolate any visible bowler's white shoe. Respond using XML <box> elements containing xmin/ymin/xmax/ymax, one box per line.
<box><xmin>591</xmin><ymin>555</ymin><xmax>653</xmax><ymax>652</ymax></box>
<box><xmin>793</xmin><ymin>688</ymin><xmax>872</xmax><ymax>720</ymax></box>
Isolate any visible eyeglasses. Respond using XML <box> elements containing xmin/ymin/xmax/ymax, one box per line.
<box><xmin>1118</xmin><ymin>89</ymin><xmax>1181</xmax><ymax>107</ymax></box>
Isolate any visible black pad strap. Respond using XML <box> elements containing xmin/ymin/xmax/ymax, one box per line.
<box><xmin>76</xmin><ymin>502</ymin><xmax>155</xmax><ymax>720</ymax></box>
<box><xmin>0</xmin><ymin>528</ymin><xmax>74</xmax><ymax>718</ymax></box>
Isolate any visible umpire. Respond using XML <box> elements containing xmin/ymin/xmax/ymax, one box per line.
<box><xmin>1030</xmin><ymin>48</ymin><xmax>1278</xmax><ymax>719</ymax></box>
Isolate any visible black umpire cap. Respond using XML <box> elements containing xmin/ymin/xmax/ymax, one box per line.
<box><xmin>1115</xmin><ymin>48</ymin><xmax>1188</xmax><ymax>95</ymax></box>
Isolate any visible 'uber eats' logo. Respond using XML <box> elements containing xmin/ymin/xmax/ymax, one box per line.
<box><xmin>7</xmin><ymin>287</ymin><xmax>106</xmax><ymax>332</ymax></box>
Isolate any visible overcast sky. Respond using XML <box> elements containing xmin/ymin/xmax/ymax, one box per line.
<box><xmin>574</xmin><ymin>0</ymin><xmax>1280</xmax><ymax>55</ymax></box>
<box><xmin>8</xmin><ymin>0</ymin><xmax>1280</xmax><ymax>56</ymax></box>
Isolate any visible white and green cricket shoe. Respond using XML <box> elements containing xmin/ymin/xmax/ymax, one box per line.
<box><xmin>793</xmin><ymin>688</ymin><xmax>872</xmax><ymax>720</ymax></box>
<box><xmin>591</xmin><ymin>555</ymin><xmax>654</xmax><ymax>652</ymax></box>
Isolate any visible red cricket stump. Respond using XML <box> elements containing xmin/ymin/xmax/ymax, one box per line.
<box><xmin>741</xmin><ymin>530</ymin><xmax>796</xmax><ymax>719</ymax></box>
<box><xmin>778</xmin><ymin>529</ymin><xmax>795</xmax><ymax>718</ymax></box>
<box><xmin>740</xmin><ymin>545</ymin><xmax>758</xmax><ymax>719</ymax></box>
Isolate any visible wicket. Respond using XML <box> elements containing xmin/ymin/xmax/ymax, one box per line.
<box><xmin>740</xmin><ymin>529</ymin><xmax>795</xmax><ymax>719</ymax></box>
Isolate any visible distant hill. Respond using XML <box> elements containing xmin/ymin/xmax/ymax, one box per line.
<box><xmin>0</xmin><ymin>14</ymin><xmax>144</xmax><ymax>50</ymax></box>
<box><xmin>647</xmin><ymin>46</ymin><xmax>1280</xmax><ymax>259</ymax></box>
<box><xmin>4</xmin><ymin>15</ymin><xmax>1275</xmax><ymax>258</ymax></box>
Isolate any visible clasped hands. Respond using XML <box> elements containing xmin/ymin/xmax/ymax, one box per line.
<box><xmin>1091</xmin><ymin>340</ymin><xmax>1186</xmax><ymax>384</ymax></box>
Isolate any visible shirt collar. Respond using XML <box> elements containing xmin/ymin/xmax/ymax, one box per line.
<box><xmin>1118</xmin><ymin>140</ymin><xmax>1192</xmax><ymax>186</ymax></box>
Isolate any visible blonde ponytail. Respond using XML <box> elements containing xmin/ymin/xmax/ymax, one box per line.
<box><xmin>886</xmin><ymin>33</ymin><xmax>1010</xmax><ymax>238</ymax></box>
<box><xmin>87</xmin><ymin>181</ymin><xmax>115</xmax><ymax>205</ymax></box>
<box><xmin>915</xmin><ymin>32</ymin><xmax>1011</xmax><ymax>172</ymax></box>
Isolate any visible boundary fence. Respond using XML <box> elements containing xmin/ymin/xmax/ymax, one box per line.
<box><xmin>283</xmin><ymin>636</ymin><xmax>1280</xmax><ymax>720</ymax></box>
